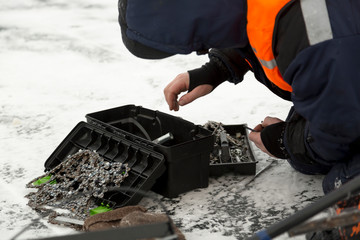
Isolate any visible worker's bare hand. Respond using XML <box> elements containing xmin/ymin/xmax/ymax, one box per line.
<box><xmin>163</xmin><ymin>72</ymin><xmax>213</xmax><ymax>111</ymax></box>
<box><xmin>248</xmin><ymin>116</ymin><xmax>284</xmax><ymax>157</ymax></box>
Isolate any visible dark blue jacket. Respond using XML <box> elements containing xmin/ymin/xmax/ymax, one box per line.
<box><xmin>280</xmin><ymin>0</ymin><xmax>360</xmax><ymax>166</ymax></box>
<box><xmin>119</xmin><ymin>0</ymin><xmax>360</xmax><ymax>183</ymax></box>
<box><xmin>119</xmin><ymin>0</ymin><xmax>248</xmax><ymax>56</ymax></box>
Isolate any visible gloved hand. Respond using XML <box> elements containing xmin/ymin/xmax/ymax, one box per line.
<box><xmin>249</xmin><ymin>116</ymin><xmax>288</xmax><ymax>159</ymax></box>
<box><xmin>163</xmin><ymin>48</ymin><xmax>251</xmax><ymax>111</ymax></box>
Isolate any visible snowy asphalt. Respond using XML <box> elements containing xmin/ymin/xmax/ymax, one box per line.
<box><xmin>0</xmin><ymin>1</ymin><xmax>326</xmax><ymax>239</ymax></box>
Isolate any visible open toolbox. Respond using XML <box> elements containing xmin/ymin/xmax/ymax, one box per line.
<box><xmin>206</xmin><ymin>123</ymin><xmax>257</xmax><ymax>176</ymax></box>
<box><xmin>85</xmin><ymin>105</ymin><xmax>215</xmax><ymax>198</ymax></box>
<box><xmin>44</xmin><ymin>104</ymin><xmax>257</xmax><ymax>209</ymax></box>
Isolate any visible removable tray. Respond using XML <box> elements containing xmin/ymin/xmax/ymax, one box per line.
<box><xmin>209</xmin><ymin>124</ymin><xmax>257</xmax><ymax>176</ymax></box>
<box><xmin>44</xmin><ymin>122</ymin><xmax>166</xmax><ymax>208</ymax></box>
<box><xmin>85</xmin><ymin>105</ymin><xmax>214</xmax><ymax>198</ymax></box>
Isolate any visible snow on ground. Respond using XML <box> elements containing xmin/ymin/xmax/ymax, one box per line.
<box><xmin>0</xmin><ymin>1</ymin><xmax>325</xmax><ymax>239</ymax></box>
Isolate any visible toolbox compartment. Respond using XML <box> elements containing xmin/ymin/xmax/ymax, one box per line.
<box><xmin>44</xmin><ymin>122</ymin><xmax>166</xmax><ymax>208</ymax></box>
<box><xmin>85</xmin><ymin>105</ymin><xmax>215</xmax><ymax>198</ymax></box>
<box><xmin>209</xmin><ymin>124</ymin><xmax>257</xmax><ymax>176</ymax></box>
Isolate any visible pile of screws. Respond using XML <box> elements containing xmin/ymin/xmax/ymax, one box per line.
<box><xmin>203</xmin><ymin>121</ymin><xmax>252</xmax><ymax>164</ymax></box>
<box><xmin>25</xmin><ymin>149</ymin><xmax>130</xmax><ymax>220</ymax></box>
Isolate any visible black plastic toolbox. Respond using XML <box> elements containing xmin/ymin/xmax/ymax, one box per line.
<box><xmin>209</xmin><ymin>124</ymin><xmax>257</xmax><ymax>176</ymax></box>
<box><xmin>44</xmin><ymin>105</ymin><xmax>256</xmax><ymax>207</ymax></box>
<box><xmin>44</xmin><ymin>122</ymin><xmax>166</xmax><ymax>208</ymax></box>
<box><xmin>85</xmin><ymin>105</ymin><xmax>215</xmax><ymax>198</ymax></box>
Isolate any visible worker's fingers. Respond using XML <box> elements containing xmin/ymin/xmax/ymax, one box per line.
<box><xmin>253</xmin><ymin>124</ymin><xmax>264</xmax><ymax>132</ymax></box>
<box><xmin>261</xmin><ymin>116</ymin><xmax>283</xmax><ymax>127</ymax></box>
<box><xmin>249</xmin><ymin>118</ymin><xmax>280</xmax><ymax>158</ymax></box>
<box><xmin>178</xmin><ymin>84</ymin><xmax>213</xmax><ymax>106</ymax></box>
<box><xmin>163</xmin><ymin>73</ymin><xmax>189</xmax><ymax>111</ymax></box>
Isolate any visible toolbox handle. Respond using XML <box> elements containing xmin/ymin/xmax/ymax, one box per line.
<box><xmin>117</xmin><ymin>118</ymin><xmax>152</xmax><ymax>141</ymax></box>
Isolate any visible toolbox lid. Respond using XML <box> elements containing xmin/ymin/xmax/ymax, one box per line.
<box><xmin>44</xmin><ymin>121</ymin><xmax>166</xmax><ymax>208</ymax></box>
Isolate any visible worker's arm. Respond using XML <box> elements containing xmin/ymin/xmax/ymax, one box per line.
<box><xmin>164</xmin><ymin>48</ymin><xmax>251</xmax><ymax>111</ymax></box>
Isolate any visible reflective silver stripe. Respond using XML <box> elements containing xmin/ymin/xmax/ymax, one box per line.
<box><xmin>252</xmin><ymin>47</ymin><xmax>277</xmax><ymax>70</ymax></box>
<box><xmin>300</xmin><ymin>0</ymin><xmax>333</xmax><ymax>45</ymax></box>
<box><xmin>259</xmin><ymin>58</ymin><xmax>277</xmax><ymax>70</ymax></box>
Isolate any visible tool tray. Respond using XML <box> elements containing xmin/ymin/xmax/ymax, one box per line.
<box><xmin>209</xmin><ymin>124</ymin><xmax>257</xmax><ymax>176</ymax></box>
<box><xmin>44</xmin><ymin>122</ymin><xmax>166</xmax><ymax>208</ymax></box>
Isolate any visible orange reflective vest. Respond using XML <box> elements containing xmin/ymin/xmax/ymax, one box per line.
<box><xmin>247</xmin><ymin>0</ymin><xmax>293</xmax><ymax>92</ymax></box>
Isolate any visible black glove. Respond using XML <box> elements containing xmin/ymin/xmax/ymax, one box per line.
<box><xmin>208</xmin><ymin>48</ymin><xmax>251</xmax><ymax>84</ymax></box>
<box><xmin>260</xmin><ymin>122</ymin><xmax>289</xmax><ymax>159</ymax></box>
<box><xmin>188</xmin><ymin>48</ymin><xmax>251</xmax><ymax>92</ymax></box>
<box><xmin>261</xmin><ymin>111</ymin><xmax>317</xmax><ymax>164</ymax></box>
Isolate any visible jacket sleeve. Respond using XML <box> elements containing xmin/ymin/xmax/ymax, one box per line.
<box><xmin>283</xmin><ymin>34</ymin><xmax>360</xmax><ymax>165</ymax></box>
<box><xmin>187</xmin><ymin>48</ymin><xmax>251</xmax><ymax>92</ymax></box>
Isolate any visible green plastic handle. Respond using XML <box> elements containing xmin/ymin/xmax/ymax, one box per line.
<box><xmin>33</xmin><ymin>175</ymin><xmax>57</xmax><ymax>186</ymax></box>
<box><xmin>89</xmin><ymin>204</ymin><xmax>112</xmax><ymax>216</ymax></box>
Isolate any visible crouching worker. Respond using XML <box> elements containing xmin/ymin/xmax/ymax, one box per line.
<box><xmin>118</xmin><ymin>0</ymin><xmax>360</xmax><ymax>239</ymax></box>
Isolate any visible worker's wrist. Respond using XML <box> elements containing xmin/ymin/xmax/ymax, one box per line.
<box><xmin>260</xmin><ymin>122</ymin><xmax>289</xmax><ymax>159</ymax></box>
<box><xmin>188</xmin><ymin>60</ymin><xmax>227</xmax><ymax>92</ymax></box>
